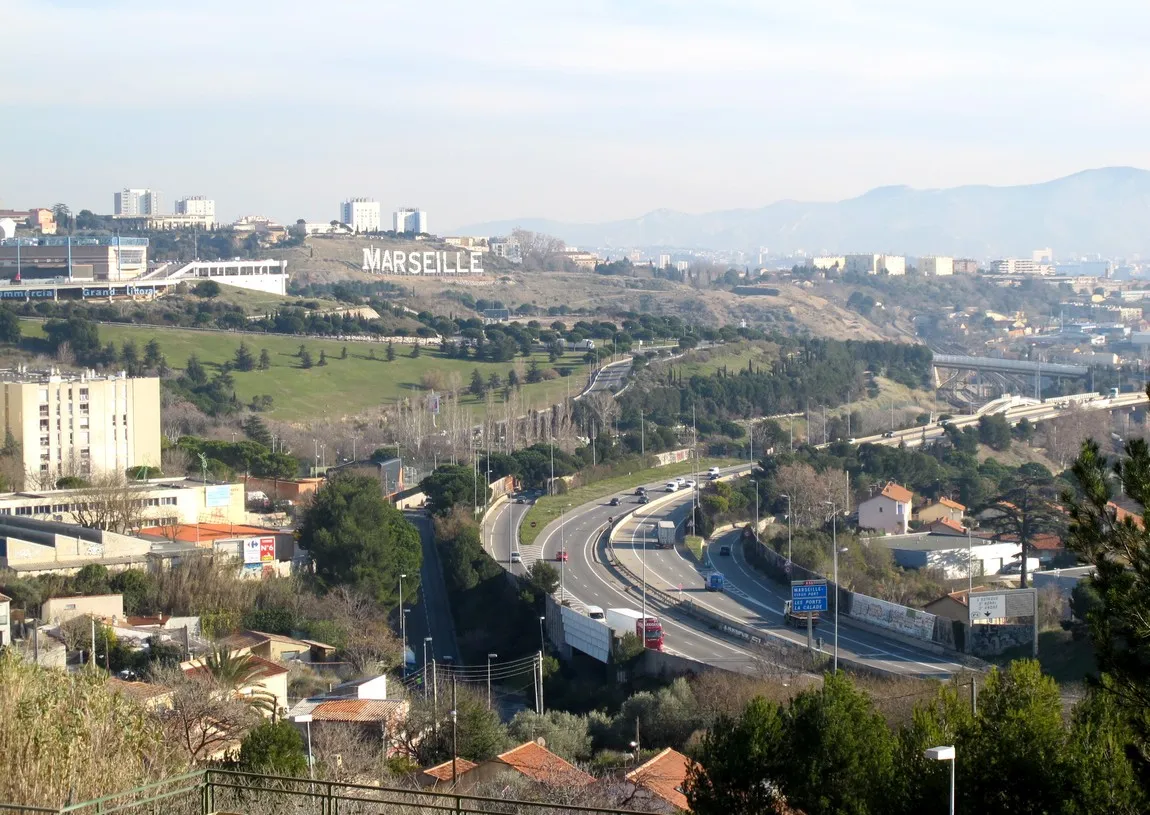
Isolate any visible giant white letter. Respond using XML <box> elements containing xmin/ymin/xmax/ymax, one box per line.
<box><xmin>394</xmin><ymin>251</ymin><xmax>407</xmax><ymax>274</ymax></box>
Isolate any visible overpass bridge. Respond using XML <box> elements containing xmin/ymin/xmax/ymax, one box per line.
<box><xmin>933</xmin><ymin>354</ymin><xmax>1089</xmax><ymax>378</ymax></box>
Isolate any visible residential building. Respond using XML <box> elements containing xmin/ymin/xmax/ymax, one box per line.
<box><xmin>675</xmin><ymin>260</ymin><xmax>690</xmax><ymax>272</ymax></box>
<box><xmin>243</xmin><ymin>475</ymin><xmax>325</xmax><ymax>504</ymax></box>
<box><xmin>561</xmin><ymin>249</ymin><xmax>599</xmax><ymax>270</ymax></box>
<box><xmin>113</xmin><ymin>189</ymin><xmax>161</xmax><ymax>217</ymax></box>
<box><xmin>845</xmin><ymin>254</ymin><xmax>906</xmax><ymax>275</ymax></box>
<box><xmin>0</xmin><ymin>235</ymin><xmax>149</xmax><ymax>280</ymax></box>
<box><xmin>917</xmin><ymin>497</ymin><xmax>965</xmax><ymax>525</ymax></box>
<box><xmin>0</xmin><ymin>367</ymin><xmax>159</xmax><ymax>482</ymax></box>
<box><xmin>182</xmin><ymin>654</ymin><xmax>289</xmax><ymax>719</ymax></box>
<box><xmin>0</xmin><ymin>208</ymin><xmax>55</xmax><ymax>235</ymax></box>
<box><xmin>106</xmin><ymin>677</ymin><xmax>175</xmax><ymax>711</ymax></box>
<box><xmin>953</xmin><ymin>258</ymin><xmax>979</xmax><ymax>274</ymax></box>
<box><xmin>624</xmin><ymin>747</ymin><xmax>693</xmax><ymax>813</ymax></box>
<box><xmin>920</xmin><ymin>256</ymin><xmax>954</xmax><ymax>276</ymax></box>
<box><xmin>288</xmin><ymin>675</ymin><xmax>409</xmax><ymax>754</ymax></box>
<box><xmin>113</xmin><ymin>214</ymin><xmax>214</xmax><ymax>231</ymax></box>
<box><xmin>231</xmin><ymin>216</ymin><xmax>288</xmax><ymax>243</ymax></box>
<box><xmin>326</xmin><ymin>457</ymin><xmax>404</xmax><ymax>497</ymax></box>
<box><xmin>657</xmin><ymin>254</ymin><xmax>671</xmax><ymax>269</ymax></box>
<box><xmin>490</xmin><ymin>237</ymin><xmax>521</xmax><ymax>263</ymax></box>
<box><xmin>0</xmin><ymin>218</ymin><xmax>15</xmax><ymax>240</ymax></box>
<box><xmin>857</xmin><ymin>482</ymin><xmax>913</xmax><ymax>535</ymax></box>
<box><xmin>812</xmin><ymin>256</ymin><xmax>846</xmax><ymax>271</ymax></box>
<box><xmin>0</xmin><ymin>369</ymin><xmax>159</xmax><ymax>483</ymax></box>
<box><xmin>443</xmin><ymin>236</ymin><xmax>489</xmax><ymax>251</ymax></box>
<box><xmin>218</xmin><ymin>629</ymin><xmax>335</xmax><ymax>664</ymax></box>
<box><xmin>0</xmin><ymin>592</ymin><xmax>9</xmax><ymax>647</ymax></box>
<box><xmin>42</xmin><ymin>593</ymin><xmax>125</xmax><ymax>625</ymax></box>
<box><xmin>921</xmin><ymin>517</ymin><xmax>967</xmax><ymax>536</ymax></box>
<box><xmin>340</xmin><ymin>199</ymin><xmax>382</xmax><ymax>233</ymax></box>
<box><xmin>296</xmin><ymin>222</ymin><xmax>352</xmax><ymax>236</ymax></box>
<box><xmin>1033</xmin><ymin>247</ymin><xmax>1054</xmax><ymax>264</ymax></box>
<box><xmin>393</xmin><ymin>208</ymin><xmax>427</xmax><ymax>235</ymax></box>
<box><xmin>174</xmin><ymin>196</ymin><xmax>216</xmax><ymax>225</ymax></box>
<box><xmin>419</xmin><ymin>740</ymin><xmax>595</xmax><ymax>791</ymax></box>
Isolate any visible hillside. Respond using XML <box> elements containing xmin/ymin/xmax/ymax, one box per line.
<box><xmin>453</xmin><ymin>166</ymin><xmax>1150</xmax><ymax>257</ymax></box>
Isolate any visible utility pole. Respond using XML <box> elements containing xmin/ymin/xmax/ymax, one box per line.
<box><xmin>432</xmin><ymin>659</ymin><xmax>439</xmax><ymax>737</ymax></box>
<box><xmin>451</xmin><ymin>678</ymin><xmax>458</xmax><ymax>786</ymax></box>
<box><xmin>486</xmin><ymin>653</ymin><xmax>497</xmax><ymax>710</ymax></box>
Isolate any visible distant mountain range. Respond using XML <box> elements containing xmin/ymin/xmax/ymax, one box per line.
<box><xmin>454</xmin><ymin>167</ymin><xmax>1150</xmax><ymax>259</ymax></box>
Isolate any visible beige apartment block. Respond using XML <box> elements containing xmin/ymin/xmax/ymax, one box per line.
<box><xmin>0</xmin><ymin>369</ymin><xmax>160</xmax><ymax>486</ymax></box>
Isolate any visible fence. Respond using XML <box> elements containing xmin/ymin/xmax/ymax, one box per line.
<box><xmin>0</xmin><ymin>769</ymin><xmax>666</xmax><ymax>815</ymax></box>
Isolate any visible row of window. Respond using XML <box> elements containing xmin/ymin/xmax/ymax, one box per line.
<box><xmin>1</xmin><ymin>495</ymin><xmax>178</xmax><ymax>516</ymax></box>
<box><xmin>39</xmin><ymin>387</ymin><xmax>89</xmax><ymax>403</ymax></box>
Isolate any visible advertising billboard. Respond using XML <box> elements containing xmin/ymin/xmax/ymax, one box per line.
<box><xmin>205</xmin><ymin>485</ymin><xmax>232</xmax><ymax>508</ymax></box>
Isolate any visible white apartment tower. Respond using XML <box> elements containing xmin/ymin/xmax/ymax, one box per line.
<box><xmin>0</xmin><ymin>369</ymin><xmax>161</xmax><ymax>486</ymax></box>
<box><xmin>340</xmin><ymin>199</ymin><xmax>382</xmax><ymax>233</ymax></box>
<box><xmin>174</xmin><ymin>196</ymin><xmax>216</xmax><ymax>225</ymax></box>
<box><xmin>845</xmin><ymin>254</ymin><xmax>906</xmax><ymax>275</ymax></box>
<box><xmin>919</xmin><ymin>256</ymin><xmax>954</xmax><ymax>276</ymax></box>
<box><xmin>113</xmin><ymin>189</ymin><xmax>162</xmax><ymax>217</ymax></box>
<box><xmin>393</xmin><ymin>208</ymin><xmax>428</xmax><ymax>235</ymax></box>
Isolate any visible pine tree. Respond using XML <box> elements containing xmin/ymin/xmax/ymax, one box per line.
<box><xmin>386</xmin><ymin>342</ymin><xmax>396</xmax><ymax>362</ymax></box>
<box><xmin>508</xmin><ymin>369</ymin><xmax>521</xmax><ymax>391</ymax></box>
<box><xmin>234</xmin><ymin>342</ymin><xmax>255</xmax><ymax>372</ymax></box>
<box><xmin>487</xmin><ymin>372</ymin><xmax>501</xmax><ymax>391</ymax></box>
<box><xmin>527</xmin><ymin>358</ymin><xmax>542</xmax><ymax>384</ymax></box>
<box><xmin>318</xmin><ymin>350</ymin><xmax>328</xmax><ymax>366</ymax></box>
<box><xmin>469</xmin><ymin>369</ymin><xmax>486</xmax><ymax>397</ymax></box>
<box><xmin>340</xmin><ymin>346</ymin><xmax>348</xmax><ymax>360</ymax></box>
<box><xmin>258</xmin><ymin>349</ymin><xmax>271</xmax><ymax>370</ymax></box>
<box><xmin>368</xmin><ymin>348</ymin><xmax>377</xmax><ymax>360</ymax></box>
<box><xmin>242</xmin><ymin>415</ymin><xmax>273</xmax><ymax>448</ymax></box>
<box><xmin>410</xmin><ymin>343</ymin><xmax>421</xmax><ymax>358</ymax></box>
<box><xmin>300</xmin><ymin>349</ymin><xmax>313</xmax><ymax>369</ymax></box>
<box><xmin>143</xmin><ymin>339</ymin><xmax>162</xmax><ymax>369</ymax></box>
<box><xmin>297</xmin><ymin>344</ymin><xmax>306</xmax><ymax>358</ymax></box>
<box><xmin>184</xmin><ymin>354</ymin><xmax>207</xmax><ymax>385</ymax></box>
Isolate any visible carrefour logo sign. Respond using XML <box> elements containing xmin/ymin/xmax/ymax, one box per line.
<box><xmin>362</xmin><ymin>247</ymin><xmax>483</xmax><ymax>275</ymax></box>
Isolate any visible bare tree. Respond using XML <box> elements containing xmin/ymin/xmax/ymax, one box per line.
<box><xmin>69</xmin><ymin>472</ymin><xmax>148</xmax><ymax>533</ymax></box>
<box><xmin>153</xmin><ymin>667</ymin><xmax>260</xmax><ymax>764</ymax></box>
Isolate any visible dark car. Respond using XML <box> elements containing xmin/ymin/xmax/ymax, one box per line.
<box><xmin>608</xmin><ymin>497</ymin><xmax>620</xmax><ymax>506</ymax></box>
<box><xmin>719</xmin><ymin>544</ymin><xmax>732</xmax><ymax>556</ymax></box>
<box><xmin>638</xmin><ymin>495</ymin><xmax>651</xmax><ymax>504</ymax></box>
<box><xmin>635</xmin><ymin>487</ymin><xmax>647</xmax><ymax>496</ymax></box>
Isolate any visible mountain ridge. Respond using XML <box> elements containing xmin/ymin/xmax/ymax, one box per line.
<box><xmin>453</xmin><ymin>167</ymin><xmax>1150</xmax><ymax>258</ymax></box>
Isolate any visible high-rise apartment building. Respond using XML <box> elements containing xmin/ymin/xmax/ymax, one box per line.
<box><xmin>340</xmin><ymin>199</ymin><xmax>381</xmax><ymax>233</ymax></box>
<box><xmin>0</xmin><ymin>369</ymin><xmax>161</xmax><ymax>485</ymax></box>
<box><xmin>990</xmin><ymin>258</ymin><xmax>1051</xmax><ymax>275</ymax></box>
<box><xmin>113</xmin><ymin>189</ymin><xmax>162</xmax><ymax>217</ymax></box>
<box><xmin>174</xmin><ymin>196</ymin><xmax>216</xmax><ymax>226</ymax></box>
<box><xmin>393</xmin><ymin>208</ymin><xmax>428</xmax><ymax>235</ymax></box>
<box><xmin>845</xmin><ymin>254</ymin><xmax>906</xmax><ymax>275</ymax></box>
<box><xmin>953</xmin><ymin>258</ymin><xmax>979</xmax><ymax>274</ymax></box>
<box><xmin>919</xmin><ymin>256</ymin><xmax>954</xmax><ymax>276</ymax></box>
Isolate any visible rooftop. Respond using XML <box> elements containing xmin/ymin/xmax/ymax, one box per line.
<box><xmin>0</xmin><ymin>366</ymin><xmax>148</xmax><ymax>386</ymax></box>
<box><xmin>137</xmin><ymin>523</ymin><xmax>274</xmax><ymax>543</ymax></box>
<box><xmin>495</xmin><ymin>741</ymin><xmax>595</xmax><ymax>788</ymax></box>
<box><xmin>936</xmin><ymin>497</ymin><xmax>966</xmax><ymax>511</ymax></box>
<box><xmin>421</xmin><ymin>758</ymin><xmax>479</xmax><ymax>783</ymax></box>
<box><xmin>625</xmin><ymin>747</ymin><xmax>692</xmax><ymax>812</ymax></box>
<box><xmin>308</xmin><ymin>699</ymin><xmax>406</xmax><ymax>723</ymax></box>
<box><xmin>106</xmin><ymin>677</ymin><xmax>173</xmax><ymax>703</ymax></box>
<box><xmin>880</xmin><ymin>483</ymin><xmax>914</xmax><ymax>504</ymax></box>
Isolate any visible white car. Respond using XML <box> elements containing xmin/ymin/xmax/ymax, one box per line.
<box><xmin>510</xmin><ymin>551</ymin><xmax>522</xmax><ymax>564</ymax></box>
<box><xmin>685</xmin><ymin>479</ymin><xmax>697</xmax><ymax>489</ymax></box>
<box><xmin>707</xmin><ymin>467</ymin><xmax>721</xmax><ymax>479</ymax></box>
<box><xmin>665</xmin><ymin>482</ymin><xmax>678</xmax><ymax>492</ymax></box>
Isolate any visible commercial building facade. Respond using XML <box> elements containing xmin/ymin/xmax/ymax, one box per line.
<box><xmin>0</xmin><ymin>370</ymin><xmax>160</xmax><ymax>483</ymax></box>
<box><xmin>0</xmin><ymin>236</ymin><xmax>148</xmax><ymax>280</ymax></box>
<box><xmin>393</xmin><ymin>208</ymin><xmax>428</xmax><ymax>235</ymax></box>
<box><xmin>340</xmin><ymin>199</ymin><xmax>381</xmax><ymax>233</ymax></box>
<box><xmin>114</xmin><ymin>189</ymin><xmax>161</xmax><ymax>217</ymax></box>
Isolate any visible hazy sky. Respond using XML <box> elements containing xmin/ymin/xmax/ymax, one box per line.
<box><xmin>3</xmin><ymin>1</ymin><xmax>1150</xmax><ymax>228</ymax></box>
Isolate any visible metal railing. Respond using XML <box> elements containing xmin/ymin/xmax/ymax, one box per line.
<box><xmin>1</xmin><ymin>770</ymin><xmax>665</xmax><ymax>815</ymax></box>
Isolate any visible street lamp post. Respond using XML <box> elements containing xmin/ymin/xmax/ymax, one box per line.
<box><xmin>538</xmin><ymin>615</ymin><xmax>546</xmax><ymax>653</ymax></box>
<box><xmin>925</xmin><ymin>745</ymin><xmax>956</xmax><ymax>815</ymax></box>
<box><xmin>423</xmin><ymin>637</ymin><xmax>432</xmax><ymax>700</ymax></box>
<box><xmin>399</xmin><ymin>574</ymin><xmax>407</xmax><ymax>676</ymax></box>
<box><xmin>294</xmin><ymin>714</ymin><xmax>314</xmax><ymax>779</ymax></box>
<box><xmin>486</xmin><ymin>652</ymin><xmax>498</xmax><ymax>710</ymax></box>
<box><xmin>823</xmin><ymin>501</ymin><xmax>842</xmax><ymax>672</ymax></box>
<box><xmin>781</xmin><ymin>494</ymin><xmax>793</xmax><ymax>563</ymax></box>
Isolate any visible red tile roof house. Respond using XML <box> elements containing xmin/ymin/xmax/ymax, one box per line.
<box><xmin>858</xmin><ymin>483</ymin><xmax>913</xmax><ymax>535</ymax></box>
<box><xmin>418</xmin><ymin>740</ymin><xmax>595</xmax><ymax>792</ymax></box>
<box><xmin>624</xmin><ymin>747</ymin><xmax>693</xmax><ymax>812</ymax></box>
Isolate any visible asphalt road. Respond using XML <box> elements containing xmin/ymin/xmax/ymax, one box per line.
<box><xmin>405</xmin><ymin>511</ymin><xmax>461</xmax><ymax>665</ymax></box>
<box><xmin>579</xmin><ymin>358</ymin><xmax>633</xmax><ymax>397</ymax></box>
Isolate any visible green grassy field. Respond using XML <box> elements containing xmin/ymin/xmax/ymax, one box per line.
<box><xmin>657</xmin><ymin>341</ymin><xmax>778</xmax><ymax>379</ymax></box>
<box><xmin>519</xmin><ymin>458</ymin><xmax>732</xmax><ymax>548</ymax></box>
<box><xmin>20</xmin><ymin>319</ymin><xmax>592</xmax><ymax>422</ymax></box>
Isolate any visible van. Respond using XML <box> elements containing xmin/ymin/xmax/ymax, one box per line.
<box><xmin>585</xmin><ymin>605</ymin><xmax>605</xmax><ymax>621</ymax></box>
<box><xmin>707</xmin><ymin>466</ymin><xmax>721</xmax><ymax>479</ymax></box>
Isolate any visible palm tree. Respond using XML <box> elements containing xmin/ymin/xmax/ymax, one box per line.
<box><xmin>204</xmin><ymin>646</ymin><xmax>278</xmax><ymax>719</ymax></box>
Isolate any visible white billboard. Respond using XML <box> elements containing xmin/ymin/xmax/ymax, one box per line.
<box><xmin>969</xmin><ymin>594</ymin><xmax>1007</xmax><ymax>624</ymax></box>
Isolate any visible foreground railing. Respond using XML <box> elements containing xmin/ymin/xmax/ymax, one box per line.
<box><xmin>1</xmin><ymin>769</ymin><xmax>664</xmax><ymax>815</ymax></box>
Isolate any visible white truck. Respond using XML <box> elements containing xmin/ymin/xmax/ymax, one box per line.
<box><xmin>605</xmin><ymin>607</ymin><xmax>665</xmax><ymax>651</ymax></box>
<box><xmin>656</xmin><ymin>520</ymin><xmax>677</xmax><ymax>549</ymax></box>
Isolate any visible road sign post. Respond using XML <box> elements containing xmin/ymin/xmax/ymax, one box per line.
<box><xmin>791</xmin><ymin>579</ymin><xmax>828</xmax><ymax>653</ymax></box>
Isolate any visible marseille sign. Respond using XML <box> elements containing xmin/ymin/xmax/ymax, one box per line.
<box><xmin>362</xmin><ymin>247</ymin><xmax>484</xmax><ymax>275</ymax></box>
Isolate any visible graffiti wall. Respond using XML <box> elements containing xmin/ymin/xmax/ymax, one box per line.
<box><xmin>849</xmin><ymin>593</ymin><xmax>936</xmax><ymax>642</ymax></box>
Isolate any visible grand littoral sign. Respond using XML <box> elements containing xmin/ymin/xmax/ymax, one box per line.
<box><xmin>362</xmin><ymin>246</ymin><xmax>484</xmax><ymax>275</ymax></box>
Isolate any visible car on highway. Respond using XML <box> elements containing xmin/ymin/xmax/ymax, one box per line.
<box><xmin>635</xmin><ymin>486</ymin><xmax>647</xmax><ymax>496</ymax></box>
<box><xmin>707</xmin><ymin>466</ymin><xmax>721</xmax><ymax>479</ymax></box>
<box><xmin>637</xmin><ymin>495</ymin><xmax>650</xmax><ymax>504</ymax></box>
<box><xmin>665</xmin><ymin>482</ymin><xmax>678</xmax><ymax>492</ymax></box>
<box><xmin>685</xmin><ymin>479</ymin><xmax>697</xmax><ymax>489</ymax></box>
<box><xmin>510</xmin><ymin>551</ymin><xmax>522</xmax><ymax>563</ymax></box>
<box><xmin>718</xmin><ymin>544</ymin><xmax>732</xmax><ymax>556</ymax></box>
<box><xmin>514</xmin><ymin>495</ymin><xmax>525</xmax><ymax>503</ymax></box>
<box><xmin>608</xmin><ymin>496</ymin><xmax>620</xmax><ymax>506</ymax></box>
<box><xmin>882</xmin><ymin>431</ymin><xmax>895</xmax><ymax>438</ymax></box>
<box><xmin>556</xmin><ymin>549</ymin><xmax>569</xmax><ymax>562</ymax></box>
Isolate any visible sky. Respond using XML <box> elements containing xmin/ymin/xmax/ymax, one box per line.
<box><xmin>3</xmin><ymin>0</ymin><xmax>1150</xmax><ymax>229</ymax></box>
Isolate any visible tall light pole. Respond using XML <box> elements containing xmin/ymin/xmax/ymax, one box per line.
<box><xmin>823</xmin><ymin>501</ymin><xmax>841</xmax><ymax>673</ymax></box>
<box><xmin>399</xmin><ymin>574</ymin><xmax>407</xmax><ymax>676</ymax></box>
<box><xmin>633</xmin><ymin>509</ymin><xmax>648</xmax><ymax>647</ymax></box>
<box><xmin>925</xmin><ymin>745</ymin><xmax>956</xmax><ymax>815</ymax></box>
<box><xmin>294</xmin><ymin>714</ymin><xmax>314</xmax><ymax>779</ymax></box>
<box><xmin>752</xmin><ymin>479</ymin><xmax>760</xmax><ymax>535</ymax></box>
<box><xmin>781</xmin><ymin>493</ymin><xmax>793</xmax><ymax>563</ymax></box>
<box><xmin>423</xmin><ymin>637</ymin><xmax>432</xmax><ymax>700</ymax></box>
<box><xmin>538</xmin><ymin>615</ymin><xmax>546</xmax><ymax>653</ymax></box>
<box><xmin>486</xmin><ymin>652</ymin><xmax>498</xmax><ymax>710</ymax></box>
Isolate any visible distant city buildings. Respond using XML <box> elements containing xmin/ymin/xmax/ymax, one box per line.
<box><xmin>812</xmin><ymin>256</ymin><xmax>846</xmax><ymax>271</ymax></box>
<box><xmin>340</xmin><ymin>199</ymin><xmax>381</xmax><ymax>234</ymax></box>
<box><xmin>174</xmin><ymin>196</ymin><xmax>216</xmax><ymax>227</ymax></box>
<box><xmin>113</xmin><ymin>189</ymin><xmax>161</xmax><ymax>217</ymax></box>
<box><xmin>953</xmin><ymin>258</ymin><xmax>979</xmax><ymax>274</ymax></box>
<box><xmin>657</xmin><ymin>253</ymin><xmax>671</xmax><ymax>269</ymax></box>
<box><xmin>393</xmin><ymin>208</ymin><xmax>428</xmax><ymax>235</ymax></box>
<box><xmin>675</xmin><ymin>260</ymin><xmax>690</xmax><ymax>272</ymax></box>
<box><xmin>845</xmin><ymin>253</ymin><xmax>906</xmax><ymax>275</ymax></box>
<box><xmin>0</xmin><ymin>235</ymin><xmax>148</xmax><ymax>280</ymax></box>
<box><xmin>990</xmin><ymin>258</ymin><xmax>1052</xmax><ymax>275</ymax></box>
<box><xmin>444</xmin><ymin>236</ymin><xmax>489</xmax><ymax>252</ymax></box>
<box><xmin>490</xmin><ymin>236</ymin><xmax>521</xmax><ymax>263</ymax></box>
<box><xmin>0</xmin><ymin>368</ymin><xmax>160</xmax><ymax>484</ymax></box>
<box><xmin>1033</xmin><ymin>247</ymin><xmax>1054</xmax><ymax>264</ymax></box>
<box><xmin>0</xmin><ymin>208</ymin><xmax>55</xmax><ymax>236</ymax></box>
<box><xmin>919</xmin><ymin>256</ymin><xmax>954</xmax><ymax>276</ymax></box>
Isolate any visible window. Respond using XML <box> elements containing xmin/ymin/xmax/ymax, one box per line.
<box><xmin>39</xmin><ymin>419</ymin><xmax>49</xmax><ymax>431</ymax></box>
<box><xmin>16</xmin><ymin>506</ymin><xmax>33</xmax><ymax>515</ymax></box>
<box><xmin>79</xmin><ymin>417</ymin><xmax>89</xmax><ymax>429</ymax></box>
<box><xmin>39</xmin><ymin>405</ymin><xmax>48</xmax><ymax>417</ymax></box>
<box><xmin>79</xmin><ymin>388</ymin><xmax>88</xmax><ymax>402</ymax></box>
<box><xmin>80</xmin><ymin>403</ymin><xmax>89</xmax><ymax>415</ymax></box>
<box><xmin>39</xmin><ymin>436</ymin><xmax>49</xmax><ymax>447</ymax></box>
<box><xmin>38</xmin><ymin>389</ymin><xmax>48</xmax><ymax>403</ymax></box>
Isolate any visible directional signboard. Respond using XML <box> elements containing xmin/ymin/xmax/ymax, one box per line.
<box><xmin>791</xmin><ymin>579</ymin><xmax>828</xmax><ymax>613</ymax></box>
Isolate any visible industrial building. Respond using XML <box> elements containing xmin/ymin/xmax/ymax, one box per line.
<box><xmin>0</xmin><ymin>236</ymin><xmax>149</xmax><ymax>281</ymax></box>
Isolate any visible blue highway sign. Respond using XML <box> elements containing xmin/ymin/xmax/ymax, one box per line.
<box><xmin>791</xmin><ymin>579</ymin><xmax>828</xmax><ymax>613</ymax></box>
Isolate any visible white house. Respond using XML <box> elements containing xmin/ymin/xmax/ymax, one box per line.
<box><xmin>858</xmin><ymin>482</ymin><xmax>913</xmax><ymax>535</ymax></box>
